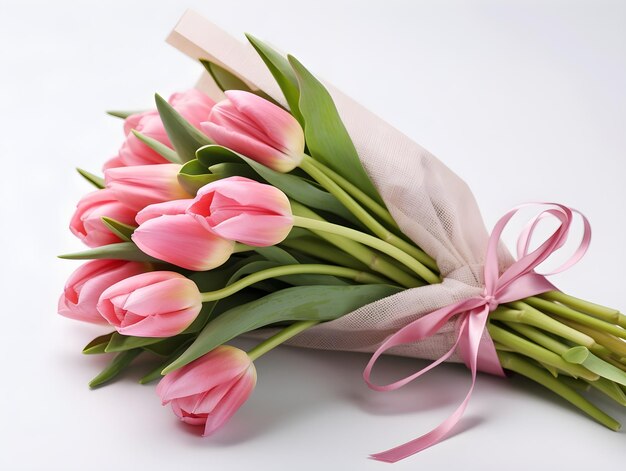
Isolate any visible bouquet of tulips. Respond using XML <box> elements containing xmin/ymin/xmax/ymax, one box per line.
<box><xmin>59</xmin><ymin>12</ymin><xmax>625</xmax><ymax>462</ymax></box>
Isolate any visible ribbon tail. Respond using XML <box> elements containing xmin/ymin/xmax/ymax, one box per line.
<box><xmin>370</xmin><ymin>308</ymin><xmax>489</xmax><ymax>462</ymax></box>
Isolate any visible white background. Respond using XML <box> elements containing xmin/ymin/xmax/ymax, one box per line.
<box><xmin>1</xmin><ymin>1</ymin><xmax>625</xmax><ymax>469</ymax></box>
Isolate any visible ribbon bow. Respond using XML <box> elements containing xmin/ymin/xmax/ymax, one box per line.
<box><xmin>363</xmin><ymin>203</ymin><xmax>591</xmax><ymax>462</ymax></box>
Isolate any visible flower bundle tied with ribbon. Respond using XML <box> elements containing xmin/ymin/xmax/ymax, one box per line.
<box><xmin>58</xmin><ymin>11</ymin><xmax>625</xmax><ymax>462</ymax></box>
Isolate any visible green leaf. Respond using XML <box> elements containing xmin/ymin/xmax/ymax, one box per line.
<box><xmin>82</xmin><ymin>332</ymin><xmax>115</xmax><ymax>355</ymax></box>
<box><xmin>287</xmin><ymin>55</ymin><xmax>383</xmax><ymax>205</ymax></box>
<box><xmin>105</xmin><ymin>332</ymin><xmax>162</xmax><ymax>353</ymax></box>
<box><xmin>77</xmin><ymin>168</ymin><xmax>105</xmax><ymax>189</ymax></box>
<box><xmin>58</xmin><ymin>242</ymin><xmax>159</xmax><ymax>262</ymax></box>
<box><xmin>101</xmin><ymin>217</ymin><xmax>135</xmax><ymax>242</ymax></box>
<box><xmin>201</xmin><ymin>59</ymin><xmax>253</xmax><ymax>92</ymax></box>
<box><xmin>139</xmin><ymin>340</ymin><xmax>193</xmax><ymax>384</ymax></box>
<box><xmin>89</xmin><ymin>349</ymin><xmax>141</xmax><ymax>388</ymax></box>
<box><xmin>563</xmin><ymin>347</ymin><xmax>626</xmax><ymax>386</ymax></box>
<box><xmin>132</xmin><ymin>130</ymin><xmax>180</xmax><ymax>163</ymax></box>
<box><xmin>142</xmin><ymin>335</ymin><xmax>193</xmax><ymax>356</ymax></box>
<box><xmin>245</xmin><ymin>34</ymin><xmax>304</xmax><ymax>126</ymax></box>
<box><xmin>163</xmin><ymin>284</ymin><xmax>401</xmax><ymax>373</ymax></box>
<box><xmin>155</xmin><ymin>93</ymin><xmax>212</xmax><ymax>162</ymax></box>
<box><xmin>200</xmin><ymin>59</ymin><xmax>282</xmax><ymax>106</ymax></box>
<box><xmin>178</xmin><ymin>159</ymin><xmax>222</xmax><ymax>194</ymax></box>
<box><xmin>208</xmin><ymin>162</ymin><xmax>259</xmax><ymax>180</ymax></box>
<box><xmin>106</xmin><ymin>110</ymin><xmax>143</xmax><ymax>119</ymax></box>
<box><xmin>196</xmin><ymin>145</ymin><xmax>359</xmax><ymax>225</ymax></box>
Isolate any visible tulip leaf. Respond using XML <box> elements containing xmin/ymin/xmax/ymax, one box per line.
<box><xmin>178</xmin><ymin>159</ymin><xmax>222</xmax><ymax>194</ymax></box>
<box><xmin>105</xmin><ymin>332</ymin><xmax>163</xmax><ymax>353</ymax></box>
<box><xmin>76</xmin><ymin>168</ymin><xmax>105</xmax><ymax>189</ymax></box>
<box><xmin>142</xmin><ymin>335</ymin><xmax>194</xmax><ymax>356</ymax></box>
<box><xmin>139</xmin><ymin>340</ymin><xmax>194</xmax><ymax>384</ymax></box>
<box><xmin>201</xmin><ymin>59</ymin><xmax>252</xmax><ymax>92</ymax></box>
<box><xmin>82</xmin><ymin>332</ymin><xmax>115</xmax><ymax>355</ymax></box>
<box><xmin>101</xmin><ymin>217</ymin><xmax>135</xmax><ymax>242</ymax></box>
<box><xmin>195</xmin><ymin>145</ymin><xmax>359</xmax><ymax>226</ymax></box>
<box><xmin>58</xmin><ymin>242</ymin><xmax>160</xmax><ymax>262</ymax></box>
<box><xmin>245</xmin><ymin>34</ymin><xmax>304</xmax><ymax>126</ymax></box>
<box><xmin>155</xmin><ymin>93</ymin><xmax>212</xmax><ymax>163</ymax></box>
<box><xmin>131</xmin><ymin>130</ymin><xmax>180</xmax><ymax>164</ymax></box>
<box><xmin>163</xmin><ymin>284</ymin><xmax>401</xmax><ymax>373</ymax></box>
<box><xmin>89</xmin><ymin>349</ymin><xmax>142</xmax><ymax>388</ymax></box>
<box><xmin>287</xmin><ymin>55</ymin><xmax>384</xmax><ymax>205</ymax></box>
<box><xmin>208</xmin><ymin>162</ymin><xmax>259</xmax><ymax>180</ymax></box>
<box><xmin>106</xmin><ymin>110</ymin><xmax>143</xmax><ymax>119</ymax></box>
<box><xmin>200</xmin><ymin>59</ymin><xmax>283</xmax><ymax>106</ymax></box>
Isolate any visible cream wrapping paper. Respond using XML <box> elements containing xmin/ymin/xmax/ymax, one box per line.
<box><xmin>167</xmin><ymin>10</ymin><xmax>514</xmax><ymax>362</ymax></box>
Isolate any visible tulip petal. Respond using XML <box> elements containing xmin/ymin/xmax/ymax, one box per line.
<box><xmin>157</xmin><ymin>346</ymin><xmax>251</xmax><ymax>403</ymax></box>
<box><xmin>132</xmin><ymin>214</ymin><xmax>234</xmax><ymax>271</ymax></box>
<box><xmin>202</xmin><ymin>365</ymin><xmax>257</xmax><ymax>436</ymax></box>
<box><xmin>135</xmin><ymin>199</ymin><xmax>193</xmax><ymax>225</ymax></box>
<box><xmin>117</xmin><ymin>307</ymin><xmax>200</xmax><ymax>337</ymax></box>
<box><xmin>212</xmin><ymin>213</ymin><xmax>293</xmax><ymax>246</ymax></box>
<box><xmin>224</xmin><ymin>90</ymin><xmax>304</xmax><ymax>155</ymax></box>
<box><xmin>123</xmin><ymin>278</ymin><xmax>201</xmax><ymax>315</ymax></box>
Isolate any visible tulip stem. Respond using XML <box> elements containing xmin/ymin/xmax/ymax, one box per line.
<box><xmin>292</xmin><ymin>216</ymin><xmax>440</xmax><ymax>284</ymax></box>
<box><xmin>290</xmin><ymin>202</ymin><xmax>424</xmax><ymax>288</ymax></box>
<box><xmin>302</xmin><ymin>155</ymin><xmax>399</xmax><ymax>230</ymax></box>
<box><xmin>200</xmin><ymin>264</ymin><xmax>389</xmax><ymax>302</ymax></box>
<box><xmin>247</xmin><ymin>320</ymin><xmax>319</xmax><ymax>361</ymax></box>
<box><xmin>299</xmin><ymin>155</ymin><xmax>438</xmax><ymax>272</ymax></box>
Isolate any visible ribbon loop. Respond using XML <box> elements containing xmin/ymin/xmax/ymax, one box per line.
<box><xmin>364</xmin><ymin>202</ymin><xmax>591</xmax><ymax>462</ymax></box>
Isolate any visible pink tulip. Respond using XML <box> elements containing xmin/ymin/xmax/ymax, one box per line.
<box><xmin>58</xmin><ymin>259</ymin><xmax>147</xmax><ymax>324</ymax></box>
<box><xmin>105</xmin><ymin>163</ymin><xmax>192</xmax><ymax>211</ymax></box>
<box><xmin>132</xmin><ymin>199</ymin><xmax>235</xmax><ymax>271</ymax></box>
<box><xmin>97</xmin><ymin>271</ymin><xmax>202</xmax><ymax>337</ymax></box>
<box><xmin>202</xmin><ymin>90</ymin><xmax>304</xmax><ymax>172</ymax></box>
<box><xmin>104</xmin><ymin>89</ymin><xmax>215</xmax><ymax>170</ymax></box>
<box><xmin>70</xmin><ymin>189</ymin><xmax>137</xmax><ymax>247</ymax></box>
<box><xmin>157</xmin><ymin>345</ymin><xmax>257</xmax><ymax>436</ymax></box>
<box><xmin>187</xmin><ymin>176</ymin><xmax>293</xmax><ymax>246</ymax></box>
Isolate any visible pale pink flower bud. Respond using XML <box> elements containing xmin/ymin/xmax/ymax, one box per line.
<box><xmin>132</xmin><ymin>199</ymin><xmax>235</xmax><ymax>271</ymax></box>
<box><xmin>70</xmin><ymin>189</ymin><xmax>137</xmax><ymax>247</ymax></box>
<box><xmin>58</xmin><ymin>259</ymin><xmax>146</xmax><ymax>324</ymax></box>
<box><xmin>104</xmin><ymin>163</ymin><xmax>192</xmax><ymax>211</ymax></box>
<box><xmin>187</xmin><ymin>176</ymin><xmax>293</xmax><ymax>247</ymax></box>
<box><xmin>202</xmin><ymin>90</ymin><xmax>304</xmax><ymax>172</ymax></box>
<box><xmin>97</xmin><ymin>271</ymin><xmax>202</xmax><ymax>337</ymax></box>
<box><xmin>157</xmin><ymin>346</ymin><xmax>257</xmax><ymax>436</ymax></box>
<box><xmin>104</xmin><ymin>89</ymin><xmax>215</xmax><ymax>170</ymax></box>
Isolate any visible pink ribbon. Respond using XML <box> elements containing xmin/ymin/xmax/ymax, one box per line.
<box><xmin>363</xmin><ymin>203</ymin><xmax>591</xmax><ymax>462</ymax></box>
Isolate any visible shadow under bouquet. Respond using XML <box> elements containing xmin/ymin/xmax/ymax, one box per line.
<box><xmin>59</xmin><ymin>11</ymin><xmax>625</xmax><ymax>462</ymax></box>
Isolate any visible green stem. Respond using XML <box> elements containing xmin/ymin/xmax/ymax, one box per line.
<box><xmin>525</xmin><ymin>297</ymin><xmax>626</xmax><ymax>339</ymax></box>
<box><xmin>200</xmin><ymin>264</ymin><xmax>389</xmax><ymax>302</ymax></box>
<box><xmin>299</xmin><ymin>155</ymin><xmax>438</xmax><ymax>272</ymax></box>
<box><xmin>491</xmin><ymin>303</ymin><xmax>595</xmax><ymax>347</ymax></box>
<box><xmin>540</xmin><ymin>291</ymin><xmax>624</xmax><ymax>326</ymax></box>
<box><xmin>292</xmin><ymin>215</ymin><xmax>440</xmax><ymax>284</ymax></box>
<box><xmin>585</xmin><ymin>377</ymin><xmax>626</xmax><ymax>407</ymax></box>
<box><xmin>304</xmin><ymin>156</ymin><xmax>399</xmax><ymax>230</ymax></box>
<box><xmin>290</xmin><ymin>202</ymin><xmax>424</xmax><ymax>288</ymax></box>
<box><xmin>248</xmin><ymin>320</ymin><xmax>319</xmax><ymax>361</ymax></box>
<box><xmin>555</xmin><ymin>318</ymin><xmax>626</xmax><ymax>357</ymax></box>
<box><xmin>280</xmin><ymin>236</ymin><xmax>371</xmax><ymax>272</ymax></box>
<box><xmin>488</xmin><ymin>323</ymin><xmax>598</xmax><ymax>381</ymax></box>
<box><xmin>497</xmin><ymin>351</ymin><xmax>621</xmax><ymax>431</ymax></box>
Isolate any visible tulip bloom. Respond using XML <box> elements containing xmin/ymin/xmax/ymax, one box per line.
<box><xmin>157</xmin><ymin>346</ymin><xmax>257</xmax><ymax>436</ymax></box>
<box><xmin>105</xmin><ymin>163</ymin><xmax>192</xmax><ymax>211</ymax></box>
<box><xmin>187</xmin><ymin>176</ymin><xmax>293</xmax><ymax>246</ymax></box>
<box><xmin>104</xmin><ymin>89</ymin><xmax>215</xmax><ymax>169</ymax></box>
<box><xmin>202</xmin><ymin>90</ymin><xmax>304</xmax><ymax>172</ymax></box>
<box><xmin>70</xmin><ymin>189</ymin><xmax>137</xmax><ymax>247</ymax></box>
<box><xmin>132</xmin><ymin>200</ymin><xmax>235</xmax><ymax>271</ymax></box>
<box><xmin>58</xmin><ymin>259</ymin><xmax>146</xmax><ymax>324</ymax></box>
<box><xmin>97</xmin><ymin>271</ymin><xmax>202</xmax><ymax>337</ymax></box>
